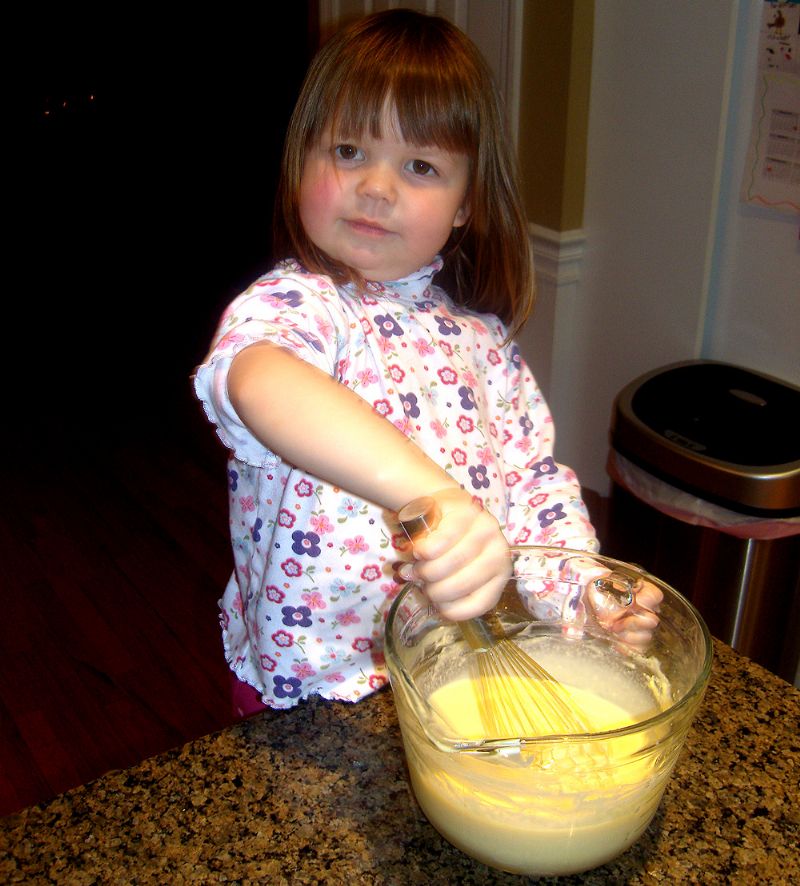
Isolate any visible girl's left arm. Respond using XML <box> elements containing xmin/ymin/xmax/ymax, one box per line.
<box><xmin>500</xmin><ymin>345</ymin><xmax>661</xmax><ymax>645</ymax></box>
<box><xmin>499</xmin><ymin>346</ymin><xmax>597</xmax><ymax>552</ymax></box>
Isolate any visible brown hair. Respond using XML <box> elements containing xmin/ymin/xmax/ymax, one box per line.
<box><xmin>274</xmin><ymin>8</ymin><xmax>534</xmax><ymax>336</ymax></box>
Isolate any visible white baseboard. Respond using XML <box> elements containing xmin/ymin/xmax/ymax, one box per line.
<box><xmin>519</xmin><ymin>224</ymin><xmax>587</xmax><ymax>403</ymax></box>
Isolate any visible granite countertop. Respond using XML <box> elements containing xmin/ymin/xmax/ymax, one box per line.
<box><xmin>1</xmin><ymin>640</ymin><xmax>798</xmax><ymax>885</ymax></box>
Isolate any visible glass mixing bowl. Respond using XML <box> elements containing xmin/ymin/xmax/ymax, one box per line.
<box><xmin>384</xmin><ymin>546</ymin><xmax>712</xmax><ymax>877</ymax></box>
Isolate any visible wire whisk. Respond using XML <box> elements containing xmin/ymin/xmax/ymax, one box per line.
<box><xmin>397</xmin><ymin>496</ymin><xmax>592</xmax><ymax>739</ymax></box>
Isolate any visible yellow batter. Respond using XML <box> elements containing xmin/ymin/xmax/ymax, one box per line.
<box><xmin>402</xmin><ymin>673</ymin><xmax>675</xmax><ymax>876</ymax></box>
<box><xmin>429</xmin><ymin>671</ymin><xmax>641</xmax><ymax>739</ymax></box>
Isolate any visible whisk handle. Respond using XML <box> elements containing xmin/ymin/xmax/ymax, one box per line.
<box><xmin>396</xmin><ymin>496</ymin><xmax>440</xmax><ymax>540</ymax></box>
<box><xmin>397</xmin><ymin>496</ymin><xmax>502</xmax><ymax>652</ymax></box>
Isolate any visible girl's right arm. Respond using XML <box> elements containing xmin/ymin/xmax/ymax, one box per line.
<box><xmin>227</xmin><ymin>341</ymin><xmax>510</xmax><ymax>620</ymax></box>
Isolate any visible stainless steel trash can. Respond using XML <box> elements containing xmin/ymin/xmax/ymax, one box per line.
<box><xmin>605</xmin><ymin>360</ymin><xmax>800</xmax><ymax>684</ymax></box>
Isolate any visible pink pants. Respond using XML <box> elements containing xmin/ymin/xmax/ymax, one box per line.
<box><xmin>230</xmin><ymin>673</ymin><xmax>269</xmax><ymax>719</ymax></box>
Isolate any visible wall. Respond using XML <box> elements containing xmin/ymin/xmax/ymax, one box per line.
<box><xmin>544</xmin><ymin>0</ymin><xmax>798</xmax><ymax>497</ymax></box>
<box><xmin>518</xmin><ymin>1</ymin><xmax>592</xmax><ymax>231</ymax></box>
<box><xmin>704</xmin><ymin>0</ymin><xmax>800</xmax><ymax>386</ymax></box>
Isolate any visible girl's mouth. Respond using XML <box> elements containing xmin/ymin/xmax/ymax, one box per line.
<box><xmin>347</xmin><ymin>218</ymin><xmax>391</xmax><ymax>237</ymax></box>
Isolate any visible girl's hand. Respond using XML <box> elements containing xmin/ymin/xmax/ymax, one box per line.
<box><xmin>397</xmin><ymin>489</ymin><xmax>511</xmax><ymax>621</ymax></box>
<box><xmin>586</xmin><ymin>574</ymin><xmax>663</xmax><ymax>649</ymax></box>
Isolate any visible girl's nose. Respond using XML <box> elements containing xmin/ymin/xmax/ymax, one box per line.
<box><xmin>356</xmin><ymin>164</ymin><xmax>396</xmax><ymax>203</ymax></box>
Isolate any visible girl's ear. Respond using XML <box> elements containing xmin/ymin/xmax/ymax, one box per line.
<box><xmin>453</xmin><ymin>201</ymin><xmax>470</xmax><ymax>229</ymax></box>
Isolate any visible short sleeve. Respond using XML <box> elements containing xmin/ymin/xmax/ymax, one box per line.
<box><xmin>193</xmin><ymin>268</ymin><xmax>350</xmax><ymax>466</ymax></box>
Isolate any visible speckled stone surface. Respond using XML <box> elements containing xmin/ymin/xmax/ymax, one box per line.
<box><xmin>1</xmin><ymin>641</ymin><xmax>798</xmax><ymax>885</ymax></box>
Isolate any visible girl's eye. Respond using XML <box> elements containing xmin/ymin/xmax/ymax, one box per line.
<box><xmin>334</xmin><ymin>144</ymin><xmax>363</xmax><ymax>162</ymax></box>
<box><xmin>408</xmin><ymin>159</ymin><xmax>436</xmax><ymax>177</ymax></box>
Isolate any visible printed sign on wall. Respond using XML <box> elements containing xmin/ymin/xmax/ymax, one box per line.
<box><xmin>740</xmin><ymin>0</ymin><xmax>800</xmax><ymax>214</ymax></box>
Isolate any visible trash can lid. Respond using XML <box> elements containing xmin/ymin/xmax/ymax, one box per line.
<box><xmin>610</xmin><ymin>360</ymin><xmax>800</xmax><ymax>517</ymax></box>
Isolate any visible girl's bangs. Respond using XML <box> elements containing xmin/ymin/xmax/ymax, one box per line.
<box><xmin>325</xmin><ymin>71</ymin><xmax>476</xmax><ymax>155</ymax></box>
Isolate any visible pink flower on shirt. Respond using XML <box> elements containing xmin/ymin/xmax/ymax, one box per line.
<box><xmin>315</xmin><ymin>314</ymin><xmax>333</xmax><ymax>341</ymax></box>
<box><xmin>218</xmin><ymin>331</ymin><xmax>246</xmax><ymax>349</ymax></box>
<box><xmin>272</xmin><ymin>630</ymin><xmax>294</xmax><ymax>648</ymax></box>
<box><xmin>339</xmin><ymin>609</ymin><xmax>360</xmax><ymax>626</ymax></box>
<box><xmin>430</xmin><ymin>419</ymin><xmax>447</xmax><ymax>438</ymax></box>
<box><xmin>343</xmin><ymin>535</ymin><xmax>369</xmax><ymax>554</ymax></box>
<box><xmin>239</xmin><ymin>495</ymin><xmax>255</xmax><ymax>512</ymax></box>
<box><xmin>477</xmin><ymin>446</ymin><xmax>494</xmax><ymax>466</ymax></box>
<box><xmin>292</xmin><ymin>662</ymin><xmax>316</xmax><ymax>679</ymax></box>
<box><xmin>301</xmin><ymin>591</ymin><xmax>326</xmax><ymax>610</ymax></box>
<box><xmin>265</xmin><ymin>585</ymin><xmax>285</xmax><ymax>603</ymax></box>
<box><xmin>457</xmin><ymin>415</ymin><xmax>474</xmax><ymax>434</ymax></box>
<box><xmin>515</xmin><ymin>436</ymin><xmax>533</xmax><ymax>454</ymax></box>
<box><xmin>294</xmin><ymin>479</ymin><xmax>314</xmax><ymax>497</ymax></box>
<box><xmin>308</xmin><ymin>514</ymin><xmax>332</xmax><ymax>535</ymax></box>
<box><xmin>281</xmin><ymin>558</ymin><xmax>303</xmax><ymax>578</ymax></box>
<box><xmin>388</xmin><ymin>364</ymin><xmax>405</xmax><ymax>383</ymax></box>
<box><xmin>360</xmin><ymin>564</ymin><xmax>382</xmax><ymax>582</ymax></box>
<box><xmin>278</xmin><ymin>509</ymin><xmax>296</xmax><ymax>528</ymax></box>
<box><xmin>413</xmin><ymin>338</ymin><xmax>435</xmax><ymax>356</ymax></box>
<box><xmin>357</xmin><ymin>368</ymin><xmax>379</xmax><ymax>386</ymax></box>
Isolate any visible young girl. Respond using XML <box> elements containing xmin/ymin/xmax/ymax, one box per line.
<box><xmin>194</xmin><ymin>9</ymin><xmax>657</xmax><ymax>715</ymax></box>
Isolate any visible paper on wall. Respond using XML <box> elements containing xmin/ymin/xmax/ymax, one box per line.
<box><xmin>740</xmin><ymin>0</ymin><xmax>800</xmax><ymax>214</ymax></box>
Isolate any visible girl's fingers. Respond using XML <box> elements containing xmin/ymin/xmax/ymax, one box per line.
<box><xmin>435</xmin><ymin>577</ymin><xmax>509</xmax><ymax>621</ymax></box>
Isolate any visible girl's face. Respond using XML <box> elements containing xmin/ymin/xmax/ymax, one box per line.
<box><xmin>299</xmin><ymin>106</ymin><xmax>470</xmax><ymax>282</ymax></box>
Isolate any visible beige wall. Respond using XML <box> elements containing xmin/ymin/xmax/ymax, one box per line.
<box><xmin>518</xmin><ymin>0</ymin><xmax>593</xmax><ymax>231</ymax></box>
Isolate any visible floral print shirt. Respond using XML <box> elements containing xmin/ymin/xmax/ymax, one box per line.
<box><xmin>194</xmin><ymin>258</ymin><xmax>598</xmax><ymax>708</ymax></box>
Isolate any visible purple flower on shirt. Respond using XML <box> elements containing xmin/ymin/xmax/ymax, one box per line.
<box><xmin>251</xmin><ymin>518</ymin><xmax>262</xmax><ymax>542</ymax></box>
<box><xmin>400</xmin><ymin>392</ymin><xmax>420</xmax><ymax>418</ymax></box>
<box><xmin>374</xmin><ymin>314</ymin><xmax>404</xmax><ymax>338</ymax></box>
<box><xmin>468</xmin><ymin>464</ymin><xmax>491</xmax><ymax>489</ymax></box>
<box><xmin>538</xmin><ymin>503</ymin><xmax>567</xmax><ymax>528</ymax></box>
<box><xmin>519</xmin><ymin>415</ymin><xmax>533</xmax><ymax>436</ymax></box>
<box><xmin>228</xmin><ymin>469</ymin><xmax>239</xmax><ymax>491</ymax></box>
<box><xmin>272</xmin><ymin>289</ymin><xmax>303</xmax><ymax>307</ymax></box>
<box><xmin>459</xmin><ymin>386</ymin><xmax>476</xmax><ymax>410</ymax></box>
<box><xmin>530</xmin><ymin>456</ymin><xmax>558</xmax><ymax>479</ymax></box>
<box><xmin>435</xmin><ymin>315</ymin><xmax>461</xmax><ymax>336</ymax></box>
<box><xmin>273</xmin><ymin>674</ymin><xmax>302</xmax><ymax>699</ymax></box>
<box><xmin>291</xmin><ymin>530</ymin><xmax>321</xmax><ymax>557</ymax></box>
<box><xmin>281</xmin><ymin>606</ymin><xmax>313</xmax><ymax>628</ymax></box>
<box><xmin>294</xmin><ymin>329</ymin><xmax>325</xmax><ymax>352</ymax></box>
